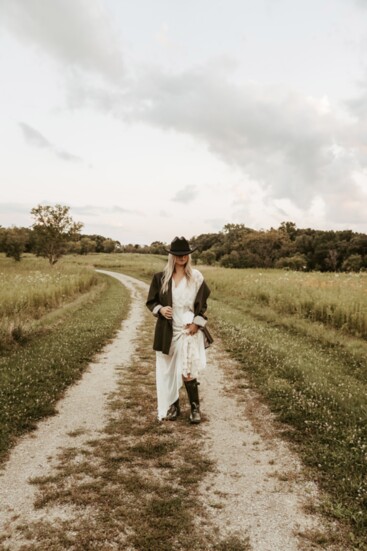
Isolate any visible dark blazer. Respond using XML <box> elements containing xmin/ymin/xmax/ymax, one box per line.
<box><xmin>146</xmin><ymin>271</ymin><xmax>214</xmax><ymax>355</ymax></box>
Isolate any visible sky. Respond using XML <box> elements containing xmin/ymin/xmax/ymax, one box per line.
<box><xmin>1</xmin><ymin>0</ymin><xmax>367</xmax><ymax>244</ymax></box>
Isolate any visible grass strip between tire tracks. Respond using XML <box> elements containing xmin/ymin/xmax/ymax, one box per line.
<box><xmin>0</xmin><ymin>273</ymin><xmax>130</xmax><ymax>461</ymax></box>
<box><xmin>9</xmin><ymin>307</ymin><xmax>251</xmax><ymax>551</ymax></box>
<box><xmin>83</xmin><ymin>258</ymin><xmax>367</xmax><ymax>549</ymax></box>
<box><xmin>209</xmin><ymin>299</ymin><xmax>367</xmax><ymax>550</ymax></box>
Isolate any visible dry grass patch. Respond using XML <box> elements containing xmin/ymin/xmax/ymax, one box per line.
<box><xmin>6</xmin><ymin>309</ymin><xmax>248</xmax><ymax>551</ymax></box>
<box><xmin>0</xmin><ymin>273</ymin><xmax>129</xmax><ymax>461</ymax></box>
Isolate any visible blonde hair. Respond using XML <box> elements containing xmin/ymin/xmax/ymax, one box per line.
<box><xmin>161</xmin><ymin>254</ymin><xmax>193</xmax><ymax>294</ymax></box>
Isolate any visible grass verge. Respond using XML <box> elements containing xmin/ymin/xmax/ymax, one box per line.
<box><xmin>209</xmin><ymin>299</ymin><xmax>367</xmax><ymax>549</ymax></box>
<box><xmin>0</xmin><ymin>254</ymin><xmax>99</xmax><ymax>349</ymax></box>
<box><xmin>0</xmin><ymin>273</ymin><xmax>130</xmax><ymax>461</ymax></box>
<box><xmin>10</xmin><ymin>307</ymin><xmax>251</xmax><ymax>551</ymax></box>
<box><xmin>71</xmin><ymin>256</ymin><xmax>367</xmax><ymax>547</ymax></box>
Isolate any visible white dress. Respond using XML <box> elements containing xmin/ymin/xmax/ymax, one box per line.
<box><xmin>155</xmin><ymin>269</ymin><xmax>207</xmax><ymax>420</ymax></box>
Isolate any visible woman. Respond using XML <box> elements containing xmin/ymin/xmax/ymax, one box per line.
<box><xmin>146</xmin><ymin>236</ymin><xmax>213</xmax><ymax>423</ymax></box>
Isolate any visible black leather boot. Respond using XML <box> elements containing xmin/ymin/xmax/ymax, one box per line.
<box><xmin>184</xmin><ymin>379</ymin><xmax>201</xmax><ymax>424</ymax></box>
<box><xmin>165</xmin><ymin>398</ymin><xmax>180</xmax><ymax>420</ymax></box>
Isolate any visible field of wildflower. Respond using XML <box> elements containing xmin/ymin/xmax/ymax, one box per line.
<box><xmin>0</xmin><ymin>254</ymin><xmax>130</xmax><ymax>459</ymax></box>
<box><xmin>76</xmin><ymin>254</ymin><xmax>367</xmax><ymax>545</ymax></box>
<box><xmin>200</xmin><ymin>266</ymin><xmax>367</xmax><ymax>339</ymax></box>
<box><xmin>0</xmin><ymin>255</ymin><xmax>99</xmax><ymax>348</ymax></box>
<box><xmin>2</xmin><ymin>252</ymin><xmax>367</xmax><ymax>544</ymax></box>
<box><xmin>73</xmin><ymin>253</ymin><xmax>367</xmax><ymax>340</ymax></box>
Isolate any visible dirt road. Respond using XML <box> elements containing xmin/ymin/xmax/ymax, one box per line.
<box><xmin>0</xmin><ymin>271</ymin><xmax>328</xmax><ymax>550</ymax></box>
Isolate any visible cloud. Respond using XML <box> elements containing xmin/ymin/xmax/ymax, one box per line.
<box><xmin>64</xmin><ymin>61</ymin><xmax>367</xmax><ymax>228</ymax></box>
<box><xmin>55</xmin><ymin>58</ymin><xmax>367</xmax><ymax>228</ymax></box>
<box><xmin>171</xmin><ymin>185</ymin><xmax>199</xmax><ymax>204</ymax></box>
<box><xmin>56</xmin><ymin>150</ymin><xmax>84</xmax><ymax>163</ymax></box>
<box><xmin>18</xmin><ymin>123</ymin><xmax>51</xmax><ymax>149</ymax></box>
<box><xmin>122</xmin><ymin>64</ymin><xmax>367</xmax><ymax>227</ymax></box>
<box><xmin>0</xmin><ymin>202</ymin><xmax>33</xmax><ymax>228</ymax></box>
<box><xmin>5</xmin><ymin>0</ymin><xmax>365</xmax><ymax>233</ymax></box>
<box><xmin>0</xmin><ymin>202</ymin><xmax>32</xmax><ymax>216</ymax></box>
<box><xmin>345</xmin><ymin>73</ymin><xmax>367</xmax><ymax>120</ymax></box>
<box><xmin>19</xmin><ymin>122</ymin><xmax>83</xmax><ymax>163</ymax></box>
<box><xmin>204</xmin><ymin>218</ymin><xmax>228</xmax><ymax>232</ymax></box>
<box><xmin>72</xmin><ymin>205</ymin><xmax>143</xmax><ymax>216</ymax></box>
<box><xmin>0</xmin><ymin>0</ymin><xmax>124</xmax><ymax>83</ymax></box>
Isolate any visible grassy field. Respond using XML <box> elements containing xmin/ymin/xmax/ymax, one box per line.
<box><xmin>73</xmin><ymin>253</ymin><xmax>367</xmax><ymax>547</ymax></box>
<box><xmin>16</xmin><ymin>308</ymin><xmax>250</xmax><ymax>551</ymax></box>
<box><xmin>71</xmin><ymin>252</ymin><xmax>367</xmax><ymax>339</ymax></box>
<box><xmin>203</xmin><ymin>267</ymin><xmax>367</xmax><ymax>338</ymax></box>
<box><xmin>0</xmin><ymin>255</ymin><xmax>99</xmax><ymax>349</ymax></box>
<box><xmin>0</xmin><ymin>254</ymin><xmax>130</xmax><ymax>460</ymax></box>
<box><xmin>2</xmin><ymin>252</ymin><xmax>367</xmax><ymax>546</ymax></box>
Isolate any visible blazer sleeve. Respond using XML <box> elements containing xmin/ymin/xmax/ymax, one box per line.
<box><xmin>146</xmin><ymin>273</ymin><xmax>163</xmax><ymax>317</ymax></box>
<box><xmin>193</xmin><ymin>280</ymin><xmax>211</xmax><ymax>327</ymax></box>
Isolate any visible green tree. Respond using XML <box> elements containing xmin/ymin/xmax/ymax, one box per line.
<box><xmin>1</xmin><ymin>227</ymin><xmax>29</xmax><ymax>261</ymax></box>
<box><xmin>80</xmin><ymin>237</ymin><xmax>97</xmax><ymax>255</ymax></box>
<box><xmin>342</xmin><ymin>254</ymin><xmax>363</xmax><ymax>272</ymax></box>
<box><xmin>275</xmin><ymin>253</ymin><xmax>307</xmax><ymax>271</ymax></box>
<box><xmin>102</xmin><ymin>238</ymin><xmax>116</xmax><ymax>253</ymax></box>
<box><xmin>200</xmin><ymin>250</ymin><xmax>216</xmax><ymax>265</ymax></box>
<box><xmin>278</xmin><ymin>221</ymin><xmax>298</xmax><ymax>241</ymax></box>
<box><xmin>149</xmin><ymin>241</ymin><xmax>167</xmax><ymax>255</ymax></box>
<box><xmin>31</xmin><ymin>204</ymin><xmax>83</xmax><ymax>265</ymax></box>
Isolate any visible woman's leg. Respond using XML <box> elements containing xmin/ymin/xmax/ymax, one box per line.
<box><xmin>183</xmin><ymin>375</ymin><xmax>201</xmax><ymax>424</ymax></box>
<box><xmin>156</xmin><ymin>352</ymin><xmax>181</xmax><ymax>420</ymax></box>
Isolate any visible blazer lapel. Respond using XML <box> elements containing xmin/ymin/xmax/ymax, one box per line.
<box><xmin>167</xmin><ymin>278</ymin><xmax>173</xmax><ymax>306</ymax></box>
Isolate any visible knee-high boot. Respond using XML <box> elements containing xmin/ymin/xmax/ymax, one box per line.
<box><xmin>184</xmin><ymin>379</ymin><xmax>201</xmax><ymax>424</ymax></box>
<box><xmin>165</xmin><ymin>398</ymin><xmax>180</xmax><ymax>421</ymax></box>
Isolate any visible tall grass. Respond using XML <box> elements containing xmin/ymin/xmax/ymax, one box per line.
<box><xmin>68</xmin><ymin>252</ymin><xmax>165</xmax><ymax>281</ymax></box>
<box><xmin>0</xmin><ymin>273</ymin><xmax>130</xmax><ymax>459</ymax></box>
<box><xmin>0</xmin><ymin>255</ymin><xmax>98</xmax><ymax>347</ymax></box>
<box><xmin>73</xmin><ymin>254</ymin><xmax>367</xmax><ymax>340</ymax></box>
<box><xmin>200</xmin><ymin>267</ymin><xmax>367</xmax><ymax>340</ymax></box>
<box><xmin>83</xmin><ymin>254</ymin><xmax>367</xmax><ymax>545</ymax></box>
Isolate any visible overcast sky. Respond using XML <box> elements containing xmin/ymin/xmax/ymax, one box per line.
<box><xmin>1</xmin><ymin>0</ymin><xmax>367</xmax><ymax>244</ymax></box>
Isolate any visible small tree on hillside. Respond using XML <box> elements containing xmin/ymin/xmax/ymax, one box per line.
<box><xmin>31</xmin><ymin>204</ymin><xmax>83</xmax><ymax>265</ymax></box>
<box><xmin>342</xmin><ymin>254</ymin><xmax>363</xmax><ymax>272</ymax></box>
<box><xmin>102</xmin><ymin>238</ymin><xmax>116</xmax><ymax>253</ymax></box>
<box><xmin>1</xmin><ymin>227</ymin><xmax>29</xmax><ymax>261</ymax></box>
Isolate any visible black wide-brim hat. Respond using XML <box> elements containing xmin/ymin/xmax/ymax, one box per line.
<box><xmin>166</xmin><ymin>236</ymin><xmax>197</xmax><ymax>256</ymax></box>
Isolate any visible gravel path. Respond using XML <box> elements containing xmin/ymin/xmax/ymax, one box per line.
<box><xmin>199</xmin><ymin>341</ymin><xmax>325</xmax><ymax>550</ymax></box>
<box><xmin>0</xmin><ymin>272</ymin><xmax>146</xmax><ymax>540</ymax></box>
<box><xmin>0</xmin><ymin>271</ymin><xmax>327</xmax><ymax>549</ymax></box>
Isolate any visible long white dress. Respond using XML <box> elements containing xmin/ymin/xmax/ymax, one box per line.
<box><xmin>155</xmin><ymin>269</ymin><xmax>207</xmax><ymax>420</ymax></box>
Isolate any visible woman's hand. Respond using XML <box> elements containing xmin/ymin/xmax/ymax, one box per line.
<box><xmin>185</xmin><ymin>323</ymin><xmax>199</xmax><ymax>335</ymax></box>
<box><xmin>160</xmin><ymin>306</ymin><xmax>173</xmax><ymax>319</ymax></box>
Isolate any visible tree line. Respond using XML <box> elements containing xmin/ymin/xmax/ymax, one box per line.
<box><xmin>2</xmin><ymin>206</ymin><xmax>367</xmax><ymax>271</ymax></box>
<box><xmin>0</xmin><ymin>205</ymin><xmax>121</xmax><ymax>264</ymax></box>
<box><xmin>189</xmin><ymin>222</ymin><xmax>367</xmax><ymax>272</ymax></box>
<box><xmin>132</xmin><ymin>222</ymin><xmax>367</xmax><ymax>272</ymax></box>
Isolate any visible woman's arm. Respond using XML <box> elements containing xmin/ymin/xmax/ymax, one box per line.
<box><xmin>193</xmin><ymin>280</ymin><xmax>211</xmax><ymax>327</ymax></box>
<box><xmin>146</xmin><ymin>273</ymin><xmax>173</xmax><ymax>319</ymax></box>
<box><xmin>146</xmin><ymin>273</ymin><xmax>163</xmax><ymax>317</ymax></box>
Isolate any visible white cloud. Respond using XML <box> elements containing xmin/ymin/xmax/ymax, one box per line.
<box><xmin>171</xmin><ymin>185</ymin><xmax>199</xmax><ymax>204</ymax></box>
<box><xmin>62</xmin><ymin>59</ymin><xmax>367</xmax><ymax>229</ymax></box>
<box><xmin>19</xmin><ymin>122</ymin><xmax>83</xmax><ymax>163</ymax></box>
<box><xmin>2</xmin><ymin>1</ymin><xmax>367</xmax><ymax>238</ymax></box>
<box><xmin>0</xmin><ymin>0</ymin><xmax>124</xmax><ymax>83</ymax></box>
<box><xmin>72</xmin><ymin>205</ymin><xmax>143</xmax><ymax>216</ymax></box>
<box><xmin>18</xmin><ymin>123</ymin><xmax>51</xmax><ymax>149</ymax></box>
<box><xmin>125</xmin><ymin>65</ymin><xmax>367</xmax><ymax>228</ymax></box>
